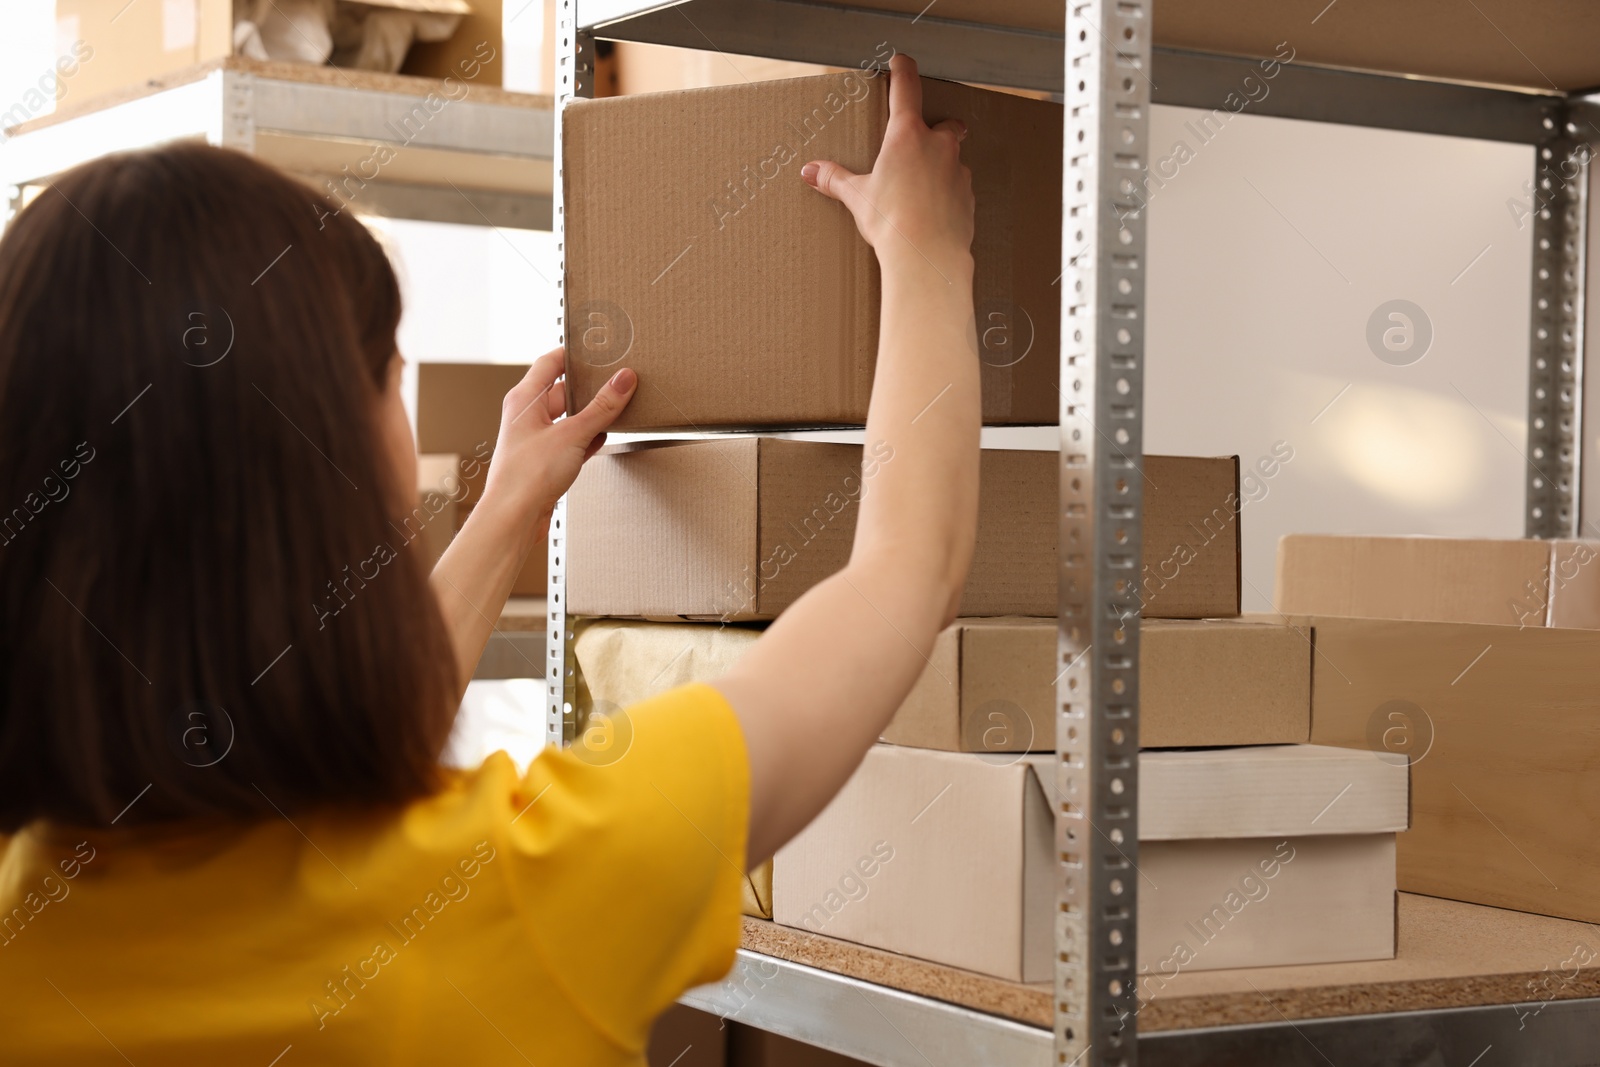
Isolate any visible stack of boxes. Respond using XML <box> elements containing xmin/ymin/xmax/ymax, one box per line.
<box><xmin>558</xmin><ymin>66</ymin><xmax>1412</xmax><ymax>1005</ymax></box>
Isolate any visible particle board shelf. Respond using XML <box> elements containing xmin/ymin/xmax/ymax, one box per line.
<box><xmin>0</xmin><ymin>56</ymin><xmax>553</xmax><ymax>230</ymax></box>
<box><xmin>731</xmin><ymin>893</ymin><xmax>1600</xmax><ymax>1034</ymax></box>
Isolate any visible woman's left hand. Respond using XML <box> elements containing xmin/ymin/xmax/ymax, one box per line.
<box><xmin>480</xmin><ymin>346</ymin><xmax>637</xmax><ymax>541</ymax></box>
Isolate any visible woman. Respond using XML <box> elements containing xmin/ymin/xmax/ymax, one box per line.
<box><xmin>0</xmin><ymin>54</ymin><xmax>978</xmax><ymax>1064</ymax></box>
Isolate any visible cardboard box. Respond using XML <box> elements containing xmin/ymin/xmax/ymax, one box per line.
<box><xmin>1276</xmin><ymin>534</ymin><xmax>1600</xmax><ymax>629</ymax></box>
<box><xmin>1305</xmin><ymin>614</ymin><xmax>1600</xmax><ymax>924</ymax></box>
<box><xmin>649</xmin><ymin>1004</ymin><xmax>727</xmax><ymax>1067</ymax></box>
<box><xmin>882</xmin><ymin>616</ymin><xmax>1308</xmax><ymax>752</ymax></box>
<box><xmin>773</xmin><ymin>743</ymin><xmax>1404</xmax><ymax>981</ymax></box>
<box><xmin>416</xmin><ymin>364</ymin><xmax>546</xmax><ymax>595</ymax></box>
<box><xmin>416</xmin><ymin>362</ymin><xmax>525</xmax><ymax>505</ymax></box>
<box><xmin>567</xmin><ymin>442</ymin><xmax>1240</xmax><ymax>620</ymax></box>
<box><xmin>413</xmin><ymin>453</ymin><xmax>462</xmax><ymax>569</ymax></box>
<box><xmin>400</xmin><ymin>0</ymin><xmax>503</xmax><ymax>85</ymax></box>
<box><xmin>562</xmin><ymin>73</ymin><xmax>1062</xmax><ymax>430</ymax></box>
<box><xmin>54</xmin><ymin>0</ymin><xmax>233</xmax><ymax>103</ymax></box>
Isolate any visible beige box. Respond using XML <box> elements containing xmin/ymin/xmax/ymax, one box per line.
<box><xmin>416</xmin><ymin>362</ymin><xmax>543</xmax><ymax>595</ymax></box>
<box><xmin>567</xmin><ymin>442</ymin><xmax>1240</xmax><ymax>621</ymax></box>
<box><xmin>772</xmin><ymin>743</ymin><xmax>1405</xmax><ymax>981</ymax></box>
<box><xmin>882</xmin><ymin>616</ymin><xmax>1309</xmax><ymax>752</ymax></box>
<box><xmin>1276</xmin><ymin>534</ymin><xmax>1600</xmax><ymax>629</ymax></box>
<box><xmin>54</xmin><ymin>0</ymin><xmax>233</xmax><ymax>104</ymax></box>
<box><xmin>562</xmin><ymin>72</ymin><xmax>1062</xmax><ymax>430</ymax></box>
<box><xmin>1306</xmin><ymin>613</ymin><xmax>1600</xmax><ymax>924</ymax></box>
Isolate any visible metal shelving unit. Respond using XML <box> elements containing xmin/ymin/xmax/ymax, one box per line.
<box><xmin>0</xmin><ymin>57</ymin><xmax>553</xmax><ymax>233</ymax></box>
<box><xmin>543</xmin><ymin>2</ymin><xmax>1600</xmax><ymax>1064</ymax></box>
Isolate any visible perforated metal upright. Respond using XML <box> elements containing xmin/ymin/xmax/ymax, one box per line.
<box><xmin>1527</xmin><ymin>102</ymin><xmax>1588</xmax><ymax>538</ymax></box>
<box><xmin>546</xmin><ymin>1</ymin><xmax>593</xmax><ymax>748</ymax></box>
<box><xmin>1056</xmin><ymin>3</ymin><xmax>1149</xmax><ymax>1062</ymax></box>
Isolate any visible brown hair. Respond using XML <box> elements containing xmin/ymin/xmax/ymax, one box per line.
<box><xmin>0</xmin><ymin>143</ymin><xmax>459</xmax><ymax>830</ymax></box>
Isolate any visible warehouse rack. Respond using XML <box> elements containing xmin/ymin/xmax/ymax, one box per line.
<box><xmin>548</xmin><ymin>2</ymin><xmax>1600</xmax><ymax>1065</ymax></box>
<box><xmin>0</xmin><ymin>56</ymin><xmax>553</xmax><ymax>234</ymax></box>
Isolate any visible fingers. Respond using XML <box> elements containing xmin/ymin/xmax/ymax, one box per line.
<box><xmin>887</xmin><ymin>53</ymin><xmax>923</xmax><ymax>129</ymax></box>
<box><xmin>801</xmin><ymin>160</ymin><xmax>864</xmax><ymax>213</ymax></box>
<box><xmin>545</xmin><ymin>379</ymin><xmax>567</xmax><ymax>421</ymax></box>
<box><xmin>930</xmin><ymin>117</ymin><xmax>968</xmax><ymax>144</ymax></box>
<box><xmin>561</xmin><ymin>366</ymin><xmax>637</xmax><ymax>443</ymax></box>
<box><xmin>582</xmin><ymin>431</ymin><xmax>608</xmax><ymax>462</ymax></box>
<box><xmin>507</xmin><ymin>347</ymin><xmax>566</xmax><ymax>426</ymax></box>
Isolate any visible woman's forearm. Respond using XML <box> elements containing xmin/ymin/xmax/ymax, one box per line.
<box><xmin>851</xmin><ymin>245</ymin><xmax>981</xmax><ymax>610</ymax></box>
<box><xmin>429</xmin><ymin>496</ymin><xmax>546</xmax><ymax>701</ymax></box>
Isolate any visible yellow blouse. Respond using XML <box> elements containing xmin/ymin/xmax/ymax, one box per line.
<box><xmin>0</xmin><ymin>683</ymin><xmax>749</xmax><ymax>1066</ymax></box>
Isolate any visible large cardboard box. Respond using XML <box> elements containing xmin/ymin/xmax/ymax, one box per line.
<box><xmin>1305</xmin><ymin>614</ymin><xmax>1600</xmax><ymax>924</ymax></box>
<box><xmin>567</xmin><ymin>442</ymin><xmax>1240</xmax><ymax>620</ymax></box>
<box><xmin>882</xmin><ymin>616</ymin><xmax>1309</xmax><ymax>752</ymax></box>
<box><xmin>562</xmin><ymin>73</ymin><xmax>1062</xmax><ymax>430</ymax></box>
<box><xmin>772</xmin><ymin>743</ymin><xmax>1405</xmax><ymax>981</ymax></box>
<box><xmin>1276</xmin><ymin>534</ymin><xmax>1600</xmax><ymax>629</ymax></box>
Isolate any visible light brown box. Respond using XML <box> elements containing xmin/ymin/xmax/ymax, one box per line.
<box><xmin>1305</xmin><ymin>613</ymin><xmax>1600</xmax><ymax>924</ymax></box>
<box><xmin>567</xmin><ymin>442</ymin><xmax>1240</xmax><ymax>621</ymax></box>
<box><xmin>54</xmin><ymin>0</ymin><xmax>232</xmax><ymax>103</ymax></box>
<box><xmin>400</xmin><ymin>0</ymin><xmax>503</xmax><ymax>85</ymax></box>
<box><xmin>648</xmin><ymin>1004</ymin><xmax>727</xmax><ymax>1067</ymax></box>
<box><xmin>1276</xmin><ymin>534</ymin><xmax>1600</xmax><ymax>629</ymax></box>
<box><xmin>416</xmin><ymin>362</ymin><xmax>525</xmax><ymax>505</ymax></box>
<box><xmin>772</xmin><ymin>744</ymin><xmax>1404</xmax><ymax>981</ymax></box>
<box><xmin>562</xmin><ymin>73</ymin><xmax>1062</xmax><ymax>430</ymax></box>
<box><xmin>413</xmin><ymin>453</ymin><xmax>462</xmax><ymax>569</ymax></box>
<box><xmin>882</xmin><ymin>616</ymin><xmax>1309</xmax><ymax>752</ymax></box>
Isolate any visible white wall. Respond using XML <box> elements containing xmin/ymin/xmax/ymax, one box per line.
<box><xmin>1143</xmin><ymin>106</ymin><xmax>1533</xmax><ymax>610</ymax></box>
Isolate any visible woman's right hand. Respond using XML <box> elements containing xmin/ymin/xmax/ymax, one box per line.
<box><xmin>801</xmin><ymin>54</ymin><xmax>975</xmax><ymax>273</ymax></box>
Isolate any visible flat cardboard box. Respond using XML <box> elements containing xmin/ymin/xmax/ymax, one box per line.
<box><xmin>567</xmin><ymin>442</ymin><xmax>1240</xmax><ymax>620</ymax></box>
<box><xmin>1304</xmin><ymin>613</ymin><xmax>1600</xmax><ymax>924</ymax></box>
<box><xmin>562</xmin><ymin>73</ymin><xmax>1062</xmax><ymax>429</ymax></box>
<box><xmin>882</xmin><ymin>616</ymin><xmax>1308</xmax><ymax>752</ymax></box>
<box><xmin>1276</xmin><ymin>534</ymin><xmax>1600</xmax><ymax>629</ymax></box>
<box><xmin>772</xmin><ymin>743</ymin><xmax>1403</xmax><ymax>981</ymax></box>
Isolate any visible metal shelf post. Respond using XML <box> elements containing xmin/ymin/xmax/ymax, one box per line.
<box><xmin>1058</xmin><ymin>1</ymin><xmax>1149</xmax><ymax>1062</ymax></box>
<box><xmin>547</xmin><ymin>1</ymin><xmax>593</xmax><ymax>748</ymax></box>
<box><xmin>1527</xmin><ymin>101</ymin><xmax>1589</xmax><ymax>538</ymax></box>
